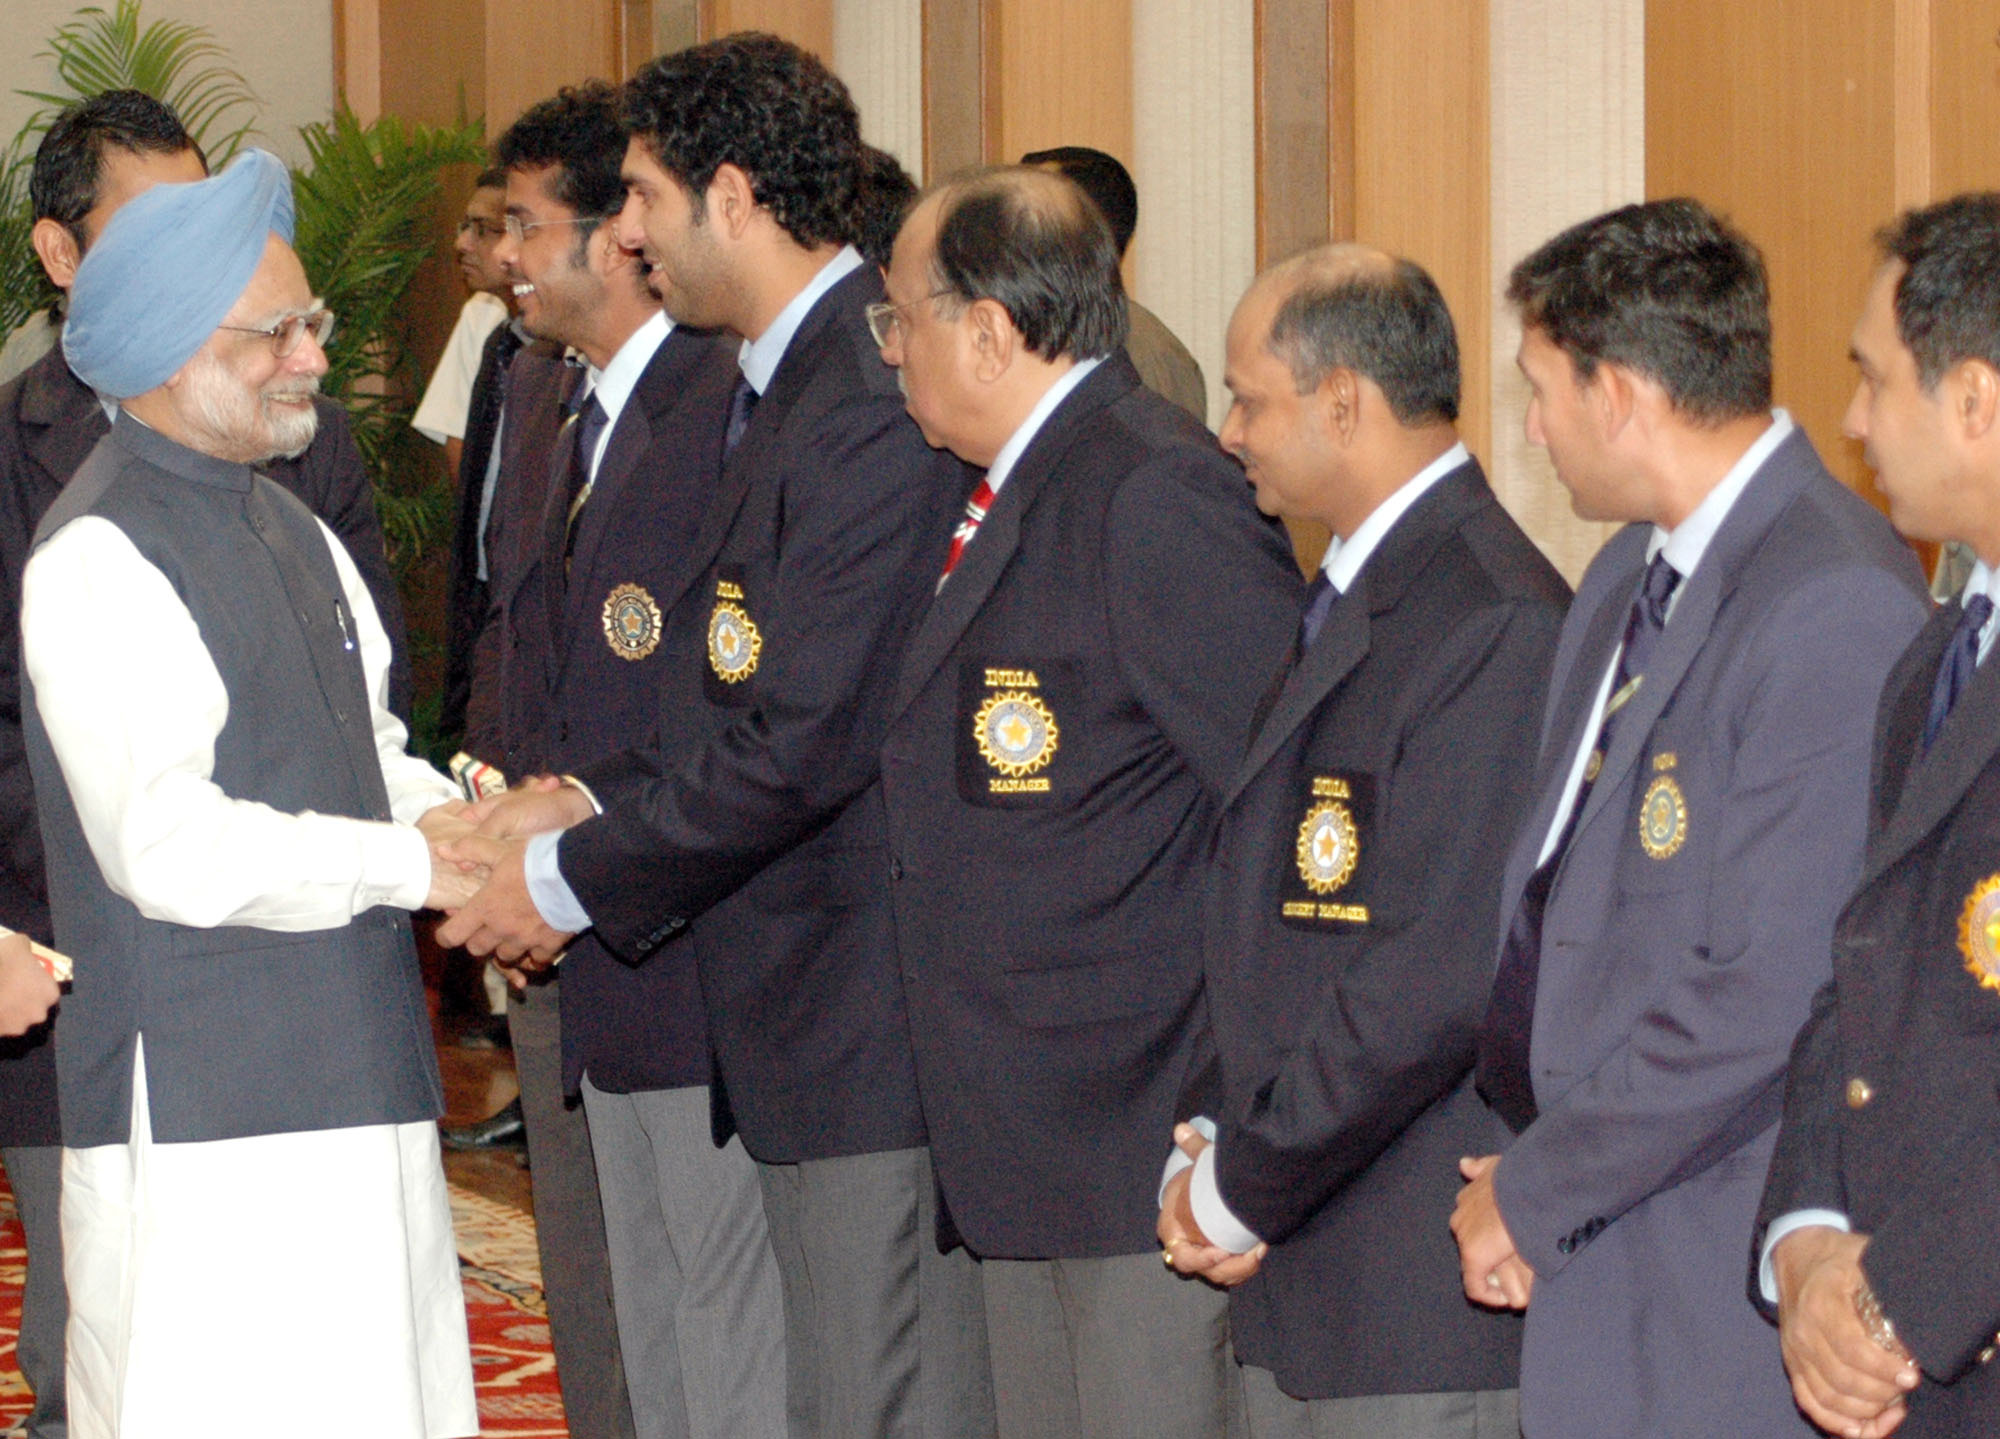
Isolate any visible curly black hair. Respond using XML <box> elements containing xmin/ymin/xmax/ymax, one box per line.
<box><xmin>493</xmin><ymin>81</ymin><xmax>627</xmax><ymax>238</ymax></box>
<box><xmin>620</xmin><ymin>33</ymin><xmax>861</xmax><ymax>250</ymax></box>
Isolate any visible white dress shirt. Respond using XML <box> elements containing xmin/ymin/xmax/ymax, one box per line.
<box><xmin>412</xmin><ymin>290</ymin><xmax>509</xmax><ymax>445</ymax></box>
<box><xmin>20</xmin><ymin>513</ymin><xmax>456</xmax><ymax>928</ymax></box>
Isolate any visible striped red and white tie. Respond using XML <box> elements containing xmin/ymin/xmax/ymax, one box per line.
<box><xmin>938</xmin><ymin>478</ymin><xmax>996</xmax><ymax>590</ymax></box>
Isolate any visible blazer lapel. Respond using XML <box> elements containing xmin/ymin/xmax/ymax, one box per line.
<box><xmin>889</xmin><ymin>359</ymin><xmax>1140</xmax><ymax>718</ymax></box>
<box><xmin>1225</xmin><ymin>462</ymin><xmax>1493</xmax><ymax>807</ymax></box>
<box><xmin>1571</xmin><ymin>431</ymin><xmax>1818</xmax><ymax>845</ymax></box>
<box><xmin>1864</xmin><ymin>609</ymin><xmax>2000</xmax><ymax>889</ymax></box>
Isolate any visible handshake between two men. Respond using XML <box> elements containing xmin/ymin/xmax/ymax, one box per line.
<box><xmin>420</xmin><ymin>776</ymin><xmax>597</xmax><ymax>975</ymax></box>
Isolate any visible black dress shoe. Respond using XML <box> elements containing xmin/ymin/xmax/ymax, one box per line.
<box><xmin>440</xmin><ymin>1096</ymin><xmax>526</xmax><ymax>1151</ymax></box>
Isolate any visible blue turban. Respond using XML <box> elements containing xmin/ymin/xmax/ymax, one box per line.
<box><xmin>63</xmin><ymin>148</ymin><xmax>297</xmax><ymax>399</ymax></box>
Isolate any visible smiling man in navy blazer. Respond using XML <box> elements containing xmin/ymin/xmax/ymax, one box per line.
<box><xmin>1157</xmin><ymin>245</ymin><xmax>1567</xmax><ymax>1437</ymax></box>
<box><xmin>873</xmin><ymin>165</ymin><xmax>1302</xmax><ymax>1436</ymax></box>
<box><xmin>1452</xmin><ymin>199</ymin><xmax>1930</xmax><ymax>1437</ymax></box>
<box><xmin>482</xmin><ymin>84</ymin><xmax>777</xmax><ymax>1439</ymax></box>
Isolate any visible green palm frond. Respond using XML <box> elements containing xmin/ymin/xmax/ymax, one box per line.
<box><xmin>18</xmin><ymin>1</ymin><xmax>257</xmax><ymax>164</ymax></box>
<box><xmin>0</xmin><ymin>138</ymin><xmax>55</xmax><ymax>341</ymax></box>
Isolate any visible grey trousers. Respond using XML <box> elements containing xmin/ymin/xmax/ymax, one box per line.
<box><xmin>756</xmin><ymin>1147</ymin><xmax>995</xmax><ymax>1437</ymax></box>
<box><xmin>980</xmin><ymin>1251</ymin><xmax>1239</xmax><ymax>1439</ymax></box>
<box><xmin>1242</xmin><ymin>1365</ymin><xmax>1521</xmax><ymax>1439</ymax></box>
<box><xmin>2</xmin><ymin>1145</ymin><xmax>64</xmax><ymax>1439</ymax></box>
<box><xmin>581</xmin><ymin>1079</ymin><xmax>786</xmax><ymax>1439</ymax></box>
<box><xmin>507</xmin><ymin>975</ymin><xmax>637</xmax><ymax>1439</ymax></box>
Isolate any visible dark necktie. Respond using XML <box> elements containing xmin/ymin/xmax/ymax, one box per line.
<box><xmin>1923</xmin><ymin>592</ymin><xmax>1994</xmax><ymax>752</ymax></box>
<box><xmin>938</xmin><ymin>478</ymin><xmax>997</xmax><ymax>591</ymax></box>
<box><xmin>561</xmin><ymin>390</ymin><xmax>609</xmax><ymax>572</ymax></box>
<box><xmin>1477</xmin><ymin>551</ymin><xmax>1681</xmax><ymax>1133</ymax></box>
<box><xmin>724</xmin><ymin>374</ymin><xmax>759</xmax><ymax>455</ymax></box>
<box><xmin>1299</xmin><ymin>570</ymin><xmax>1338</xmax><ymax>651</ymax></box>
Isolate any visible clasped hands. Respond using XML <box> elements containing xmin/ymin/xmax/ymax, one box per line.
<box><xmin>1771</xmin><ymin>1227</ymin><xmax>1919</xmax><ymax>1439</ymax></box>
<box><xmin>1156</xmin><ymin>1123</ymin><xmax>1268</xmax><ymax>1286</ymax></box>
<box><xmin>421</xmin><ymin>776</ymin><xmax>595</xmax><ymax>977</ymax></box>
<box><xmin>1451</xmin><ymin>1153</ymin><xmax>1536</xmax><ymax>1309</ymax></box>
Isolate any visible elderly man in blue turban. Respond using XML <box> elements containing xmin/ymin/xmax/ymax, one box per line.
<box><xmin>15</xmin><ymin>149</ymin><xmax>480</xmax><ymax>1439</ymax></box>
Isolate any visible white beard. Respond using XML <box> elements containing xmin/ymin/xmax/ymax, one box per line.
<box><xmin>176</xmin><ymin>347</ymin><xmax>321</xmax><ymax>463</ymax></box>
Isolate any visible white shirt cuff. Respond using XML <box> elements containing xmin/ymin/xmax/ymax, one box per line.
<box><xmin>525</xmin><ymin>829</ymin><xmax>592</xmax><ymax>932</ymax></box>
<box><xmin>1157</xmin><ymin>1114</ymin><xmax>1215</xmax><ymax>1203</ymax></box>
<box><xmin>1191</xmin><ymin>1142</ymin><xmax>1265</xmax><ymax>1255</ymax></box>
<box><xmin>377</xmin><ymin>821</ymin><xmax>437</xmax><ymax>913</ymax></box>
<box><xmin>1759</xmin><ymin>1209</ymin><xmax>1852</xmax><ymax>1303</ymax></box>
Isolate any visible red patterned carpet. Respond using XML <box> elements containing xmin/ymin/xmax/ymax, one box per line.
<box><xmin>0</xmin><ymin>1171</ymin><xmax>567</xmax><ymax>1436</ymax></box>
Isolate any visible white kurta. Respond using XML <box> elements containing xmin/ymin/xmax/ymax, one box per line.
<box><xmin>19</xmin><ymin>507</ymin><xmax>476</xmax><ymax>1439</ymax></box>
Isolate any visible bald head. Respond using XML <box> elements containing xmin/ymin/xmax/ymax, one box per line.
<box><xmin>923</xmin><ymin>165</ymin><xmax>1128</xmax><ymax>362</ymax></box>
<box><xmin>1248</xmin><ymin>242</ymin><xmax>1461</xmax><ymax>426</ymax></box>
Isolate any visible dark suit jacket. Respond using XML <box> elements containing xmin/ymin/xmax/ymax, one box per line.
<box><xmin>877</xmin><ymin>356</ymin><xmax>1302</xmax><ymax>1258</ymax></box>
<box><xmin>1754</xmin><ymin>597</ymin><xmax>2000</xmax><ymax>1436</ymax></box>
<box><xmin>440</xmin><ymin>318</ymin><xmax>519</xmax><ymax>746</ymax></box>
<box><xmin>0</xmin><ymin>343</ymin><xmax>410</xmax><ymax>1146</ymax></box>
<box><xmin>1488</xmin><ymin>429</ymin><xmax>1928</xmax><ymax>1437</ymax></box>
<box><xmin>460</xmin><ymin>339</ymin><xmax>572</xmax><ymax>760</ymax></box>
<box><xmin>495</xmin><ymin>324</ymin><xmax>738</xmax><ymax>1096</ymax></box>
<box><xmin>559</xmin><ymin>265</ymin><xmax>969</xmax><ymax>1162</ymax></box>
<box><xmin>1205</xmin><ymin>460</ymin><xmax>1565</xmax><ymax>1399</ymax></box>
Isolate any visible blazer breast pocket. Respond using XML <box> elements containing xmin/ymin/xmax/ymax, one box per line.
<box><xmin>1616</xmin><ymin>744</ymin><xmax>1712</xmax><ymax>897</ymax></box>
<box><xmin>955</xmin><ymin>658</ymin><xmax>1081</xmax><ymax>808</ymax></box>
<box><xmin>701</xmin><ymin>563</ymin><xmax>763</xmax><ymax>707</ymax></box>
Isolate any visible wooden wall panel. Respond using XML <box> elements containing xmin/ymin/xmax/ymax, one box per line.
<box><xmin>1647</xmin><ymin>0</ymin><xmax>1895</xmax><ymax>507</ymax></box>
<box><xmin>486</xmin><ymin>1</ymin><xmax>622</xmax><ymax>136</ymax></box>
<box><xmin>1253</xmin><ymin>0</ymin><xmax>1331</xmax><ymax>268</ymax></box>
<box><xmin>923</xmin><ymin>0</ymin><xmax>985</xmax><ymax>180</ymax></box>
<box><xmin>1350</xmin><ymin>0</ymin><xmax>1491</xmax><ymax>469</ymax></box>
<box><xmin>703</xmin><ymin>0</ymin><xmax>834</xmax><ymax>58</ymax></box>
<box><xmin>987</xmin><ymin>0</ymin><xmax>1133</xmax><ymax>167</ymax></box>
<box><xmin>1929</xmin><ymin>0</ymin><xmax>2000</xmax><ymax>201</ymax></box>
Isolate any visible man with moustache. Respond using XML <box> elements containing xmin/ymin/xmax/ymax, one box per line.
<box><xmin>1755</xmin><ymin>193</ymin><xmax>2000</xmax><ymax>1439</ymax></box>
<box><xmin>1156</xmin><ymin>244</ymin><xmax>1563</xmax><ymax>1437</ymax></box>
<box><xmin>19</xmin><ymin>148</ymin><xmax>476</xmax><ymax>1439</ymax></box>
<box><xmin>441</xmin><ymin>36</ymin><xmax>991</xmax><ymax>1435</ymax></box>
<box><xmin>1452</xmin><ymin>199</ymin><xmax>1929</xmax><ymax>1437</ymax></box>
<box><xmin>870</xmin><ymin>165</ymin><xmax>1300</xmax><ymax>1436</ymax></box>
<box><xmin>0</xmin><ymin>90</ymin><xmax>408</xmax><ymax>1439</ymax></box>
<box><xmin>483</xmin><ymin>83</ymin><xmax>779</xmax><ymax>1439</ymax></box>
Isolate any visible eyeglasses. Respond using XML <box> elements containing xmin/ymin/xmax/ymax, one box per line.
<box><xmin>457</xmin><ymin>217</ymin><xmax>507</xmax><ymax>240</ymax></box>
<box><xmin>503</xmin><ymin>213</ymin><xmax>611</xmax><ymax>244</ymax></box>
<box><xmin>216</xmin><ymin>308</ymin><xmax>337</xmax><ymax>358</ymax></box>
<box><xmin>865</xmin><ymin>291</ymin><xmax>952</xmax><ymax>348</ymax></box>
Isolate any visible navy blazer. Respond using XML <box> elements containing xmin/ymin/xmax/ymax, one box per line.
<box><xmin>496</xmin><ymin>324</ymin><xmax>738</xmax><ymax>1095</ymax></box>
<box><xmin>1755</xmin><ymin>597</ymin><xmax>2000</xmax><ymax>1436</ymax></box>
<box><xmin>560</xmin><ymin>266</ymin><xmax>970</xmax><ymax>1162</ymax></box>
<box><xmin>1489</xmin><ymin>429</ymin><xmax>1927</xmax><ymax>1437</ymax></box>
<box><xmin>877</xmin><ymin>356</ymin><xmax>1302</xmax><ymax>1258</ymax></box>
<box><xmin>0</xmin><ymin>343</ymin><xmax>409</xmax><ymax>1146</ymax></box>
<box><xmin>1205</xmin><ymin>460</ymin><xmax>1565</xmax><ymax>1399</ymax></box>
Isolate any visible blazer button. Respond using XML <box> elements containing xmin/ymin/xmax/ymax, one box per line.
<box><xmin>888</xmin><ymin>857</ymin><xmax>903</xmax><ymax>881</ymax></box>
<box><xmin>1556</xmin><ymin>1234</ymin><xmax>1575</xmax><ymax>1256</ymax></box>
<box><xmin>1846</xmin><ymin>1077</ymin><xmax>1874</xmax><ymax>1109</ymax></box>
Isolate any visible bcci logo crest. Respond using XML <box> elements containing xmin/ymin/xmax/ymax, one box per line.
<box><xmin>1638</xmin><ymin>774</ymin><xmax>1688</xmax><ymax>859</ymax></box>
<box><xmin>708</xmin><ymin>602</ymin><xmax>762</xmax><ymax>683</ymax></box>
<box><xmin>1959</xmin><ymin>874</ymin><xmax>2000</xmax><ymax>995</ymax></box>
<box><xmin>1296</xmin><ymin>800</ymin><xmax>1359</xmax><ymax>895</ymax></box>
<box><xmin>973</xmin><ymin>691</ymin><xmax>1059</xmax><ymax>777</ymax></box>
<box><xmin>602</xmin><ymin>584</ymin><xmax>662</xmax><ymax>660</ymax></box>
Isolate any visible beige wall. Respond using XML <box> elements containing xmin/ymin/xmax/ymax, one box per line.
<box><xmin>0</xmin><ymin>0</ymin><xmax>333</xmax><ymax>168</ymax></box>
